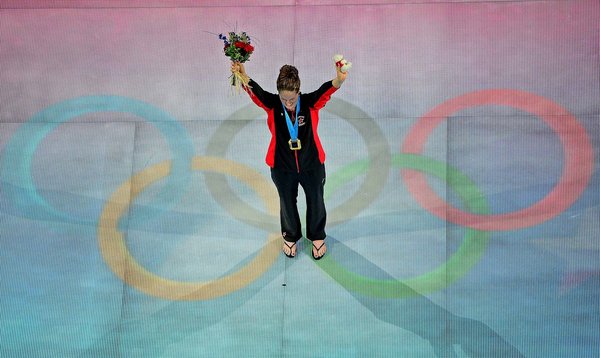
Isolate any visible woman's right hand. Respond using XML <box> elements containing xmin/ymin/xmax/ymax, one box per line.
<box><xmin>231</xmin><ymin>62</ymin><xmax>247</xmax><ymax>76</ymax></box>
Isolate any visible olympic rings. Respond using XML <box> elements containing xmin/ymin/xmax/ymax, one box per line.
<box><xmin>203</xmin><ymin>98</ymin><xmax>392</xmax><ymax>231</ymax></box>
<box><xmin>401</xmin><ymin>89</ymin><xmax>595</xmax><ymax>231</ymax></box>
<box><xmin>0</xmin><ymin>95</ymin><xmax>195</xmax><ymax>223</ymax></box>
<box><xmin>14</xmin><ymin>91</ymin><xmax>593</xmax><ymax>301</ymax></box>
<box><xmin>316</xmin><ymin>153</ymin><xmax>490</xmax><ymax>297</ymax></box>
<box><xmin>97</xmin><ymin>156</ymin><xmax>280</xmax><ymax>301</ymax></box>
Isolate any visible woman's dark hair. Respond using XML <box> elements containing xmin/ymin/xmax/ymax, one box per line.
<box><xmin>276</xmin><ymin>65</ymin><xmax>300</xmax><ymax>93</ymax></box>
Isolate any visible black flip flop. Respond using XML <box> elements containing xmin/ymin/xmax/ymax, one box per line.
<box><xmin>312</xmin><ymin>242</ymin><xmax>326</xmax><ymax>260</ymax></box>
<box><xmin>283</xmin><ymin>241</ymin><xmax>297</xmax><ymax>258</ymax></box>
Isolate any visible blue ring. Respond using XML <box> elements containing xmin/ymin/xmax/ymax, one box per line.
<box><xmin>0</xmin><ymin>95</ymin><xmax>195</xmax><ymax>224</ymax></box>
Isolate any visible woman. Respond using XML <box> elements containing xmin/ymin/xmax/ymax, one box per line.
<box><xmin>231</xmin><ymin>60</ymin><xmax>347</xmax><ymax>259</ymax></box>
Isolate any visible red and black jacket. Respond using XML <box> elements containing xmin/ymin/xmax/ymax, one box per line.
<box><xmin>245</xmin><ymin>78</ymin><xmax>337</xmax><ymax>172</ymax></box>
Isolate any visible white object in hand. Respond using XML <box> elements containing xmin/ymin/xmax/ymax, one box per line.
<box><xmin>333</xmin><ymin>54</ymin><xmax>352</xmax><ymax>73</ymax></box>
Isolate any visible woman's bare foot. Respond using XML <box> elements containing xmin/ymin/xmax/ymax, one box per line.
<box><xmin>283</xmin><ymin>240</ymin><xmax>297</xmax><ymax>258</ymax></box>
<box><xmin>312</xmin><ymin>239</ymin><xmax>326</xmax><ymax>260</ymax></box>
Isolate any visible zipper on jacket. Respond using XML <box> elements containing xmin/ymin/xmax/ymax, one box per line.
<box><xmin>294</xmin><ymin>151</ymin><xmax>300</xmax><ymax>173</ymax></box>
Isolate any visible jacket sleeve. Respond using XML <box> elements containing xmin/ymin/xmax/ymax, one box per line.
<box><xmin>244</xmin><ymin>79</ymin><xmax>274</xmax><ymax>111</ymax></box>
<box><xmin>303</xmin><ymin>80</ymin><xmax>338</xmax><ymax>111</ymax></box>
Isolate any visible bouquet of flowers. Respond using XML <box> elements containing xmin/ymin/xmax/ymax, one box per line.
<box><xmin>219</xmin><ymin>31</ymin><xmax>254</xmax><ymax>92</ymax></box>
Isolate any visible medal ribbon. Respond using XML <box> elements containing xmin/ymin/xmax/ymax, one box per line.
<box><xmin>282</xmin><ymin>96</ymin><xmax>300</xmax><ymax>142</ymax></box>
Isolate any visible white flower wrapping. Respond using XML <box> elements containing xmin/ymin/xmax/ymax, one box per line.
<box><xmin>333</xmin><ymin>54</ymin><xmax>352</xmax><ymax>73</ymax></box>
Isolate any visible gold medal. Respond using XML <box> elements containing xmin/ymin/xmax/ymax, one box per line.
<box><xmin>288</xmin><ymin>139</ymin><xmax>301</xmax><ymax>150</ymax></box>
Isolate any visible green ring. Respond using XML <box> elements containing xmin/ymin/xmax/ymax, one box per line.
<box><xmin>316</xmin><ymin>153</ymin><xmax>490</xmax><ymax>297</ymax></box>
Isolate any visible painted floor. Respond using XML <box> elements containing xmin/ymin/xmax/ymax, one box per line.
<box><xmin>1</xmin><ymin>1</ymin><xmax>598</xmax><ymax>357</ymax></box>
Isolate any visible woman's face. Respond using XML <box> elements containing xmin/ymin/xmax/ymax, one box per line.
<box><xmin>279</xmin><ymin>90</ymin><xmax>299</xmax><ymax>111</ymax></box>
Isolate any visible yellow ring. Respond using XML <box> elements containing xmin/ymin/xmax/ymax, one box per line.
<box><xmin>97</xmin><ymin>156</ymin><xmax>280</xmax><ymax>300</ymax></box>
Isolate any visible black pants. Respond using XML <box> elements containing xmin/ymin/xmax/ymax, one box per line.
<box><xmin>270</xmin><ymin>164</ymin><xmax>326</xmax><ymax>243</ymax></box>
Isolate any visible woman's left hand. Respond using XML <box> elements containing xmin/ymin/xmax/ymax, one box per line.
<box><xmin>337</xmin><ymin>65</ymin><xmax>348</xmax><ymax>81</ymax></box>
<box><xmin>333</xmin><ymin>65</ymin><xmax>348</xmax><ymax>88</ymax></box>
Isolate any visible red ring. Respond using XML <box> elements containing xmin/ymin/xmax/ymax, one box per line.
<box><xmin>401</xmin><ymin>89</ymin><xmax>594</xmax><ymax>231</ymax></box>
